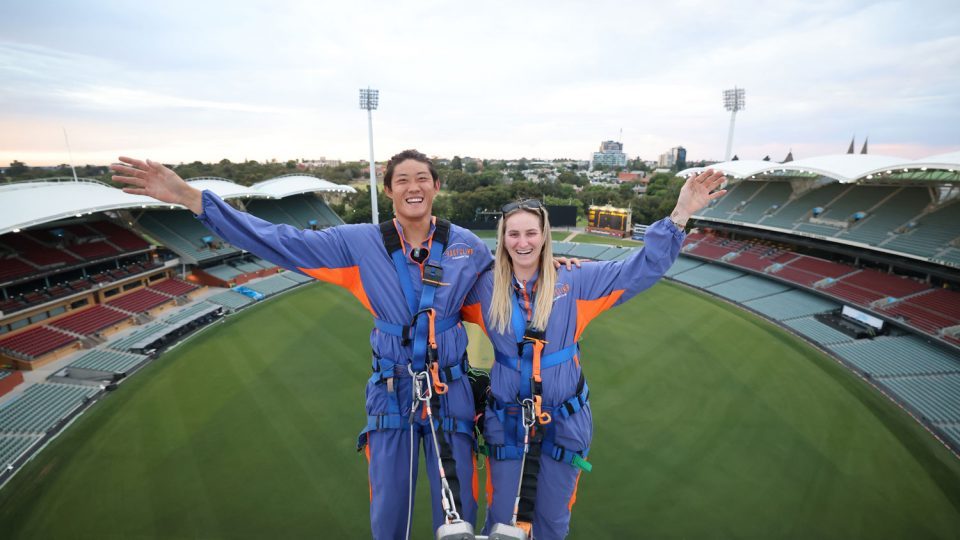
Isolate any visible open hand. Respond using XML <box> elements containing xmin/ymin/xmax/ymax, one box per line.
<box><xmin>672</xmin><ymin>169</ymin><xmax>727</xmax><ymax>224</ymax></box>
<box><xmin>110</xmin><ymin>157</ymin><xmax>204</xmax><ymax>214</ymax></box>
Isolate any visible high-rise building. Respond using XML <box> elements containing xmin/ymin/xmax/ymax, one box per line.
<box><xmin>592</xmin><ymin>140</ymin><xmax>627</xmax><ymax>169</ymax></box>
<box><xmin>658</xmin><ymin>146</ymin><xmax>686</xmax><ymax>170</ymax></box>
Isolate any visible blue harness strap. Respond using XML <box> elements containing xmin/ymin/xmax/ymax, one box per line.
<box><xmin>358</xmin><ymin>219</ymin><xmax>474</xmax><ymax>454</ymax></box>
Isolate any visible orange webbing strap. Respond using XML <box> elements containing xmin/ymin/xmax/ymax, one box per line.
<box><xmin>428</xmin><ymin>309</ymin><xmax>448</xmax><ymax>395</ymax></box>
<box><xmin>517</xmin><ymin>521</ymin><xmax>533</xmax><ymax>536</ymax></box>
<box><xmin>531</xmin><ymin>340</ymin><xmax>551</xmax><ymax>425</ymax></box>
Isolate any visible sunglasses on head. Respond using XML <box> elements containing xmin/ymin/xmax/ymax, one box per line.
<box><xmin>501</xmin><ymin>199</ymin><xmax>544</xmax><ymax>214</ymax></box>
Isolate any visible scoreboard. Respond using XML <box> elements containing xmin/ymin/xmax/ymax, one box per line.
<box><xmin>586</xmin><ymin>205</ymin><xmax>632</xmax><ymax>238</ymax></box>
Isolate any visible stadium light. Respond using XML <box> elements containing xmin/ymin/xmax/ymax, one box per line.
<box><xmin>722</xmin><ymin>87</ymin><xmax>746</xmax><ymax>161</ymax></box>
<box><xmin>360</xmin><ymin>87</ymin><xmax>380</xmax><ymax>224</ymax></box>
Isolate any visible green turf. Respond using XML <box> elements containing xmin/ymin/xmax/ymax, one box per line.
<box><xmin>0</xmin><ymin>282</ymin><xmax>958</xmax><ymax>539</ymax></box>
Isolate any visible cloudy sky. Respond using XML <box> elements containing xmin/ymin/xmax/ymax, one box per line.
<box><xmin>2</xmin><ymin>0</ymin><xmax>959</xmax><ymax>166</ymax></box>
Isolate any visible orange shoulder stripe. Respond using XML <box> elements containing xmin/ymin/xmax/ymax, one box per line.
<box><xmin>574</xmin><ymin>290</ymin><xmax>625</xmax><ymax>342</ymax></box>
<box><xmin>298</xmin><ymin>266</ymin><xmax>376</xmax><ymax>317</ymax></box>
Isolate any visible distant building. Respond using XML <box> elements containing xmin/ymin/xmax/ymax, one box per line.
<box><xmin>657</xmin><ymin>146</ymin><xmax>686</xmax><ymax>169</ymax></box>
<box><xmin>592</xmin><ymin>140</ymin><xmax>627</xmax><ymax>169</ymax></box>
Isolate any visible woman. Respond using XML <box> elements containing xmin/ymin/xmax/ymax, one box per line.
<box><xmin>462</xmin><ymin>170</ymin><xmax>726</xmax><ymax>539</ymax></box>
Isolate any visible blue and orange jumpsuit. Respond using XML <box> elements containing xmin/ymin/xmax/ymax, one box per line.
<box><xmin>462</xmin><ymin>218</ymin><xmax>684</xmax><ymax>540</ymax></box>
<box><xmin>195</xmin><ymin>191</ymin><xmax>493</xmax><ymax>538</ymax></box>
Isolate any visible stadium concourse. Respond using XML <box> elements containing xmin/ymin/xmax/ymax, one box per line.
<box><xmin>0</xmin><ymin>173</ymin><xmax>353</xmax><ymax>483</ymax></box>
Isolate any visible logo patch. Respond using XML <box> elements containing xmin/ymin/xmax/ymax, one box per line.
<box><xmin>444</xmin><ymin>242</ymin><xmax>474</xmax><ymax>260</ymax></box>
<box><xmin>553</xmin><ymin>282</ymin><xmax>571</xmax><ymax>302</ymax></box>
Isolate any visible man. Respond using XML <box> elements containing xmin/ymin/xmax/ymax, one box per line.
<box><xmin>112</xmin><ymin>150</ymin><xmax>491</xmax><ymax>539</ymax></box>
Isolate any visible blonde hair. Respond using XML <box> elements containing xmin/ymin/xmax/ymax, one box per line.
<box><xmin>489</xmin><ymin>206</ymin><xmax>556</xmax><ymax>335</ymax></box>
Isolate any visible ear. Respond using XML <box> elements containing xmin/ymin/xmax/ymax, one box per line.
<box><xmin>384</xmin><ymin>184</ymin><xmax>394</xmax><ymax>197</ymax></box>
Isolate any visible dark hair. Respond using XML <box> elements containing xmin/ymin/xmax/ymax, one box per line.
<box><xmin>383</xmin><ymin>149</ymin><xmax>438</xmax><ymax>189</ymax></box>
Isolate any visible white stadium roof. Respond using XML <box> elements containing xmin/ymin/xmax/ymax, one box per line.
<box><xmin>678</xmin><ymin>151</ymin><xmax>960</xmax><ymax>183</ymax></box>
<box><xmin>0</xmin><ymin>175</ymin><xmax>355</xmax><ymax>236</ymax></box>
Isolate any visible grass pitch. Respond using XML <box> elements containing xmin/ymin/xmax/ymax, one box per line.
<box><xmin>0</xmin><ymin>282</ymin><xmax>958</xmax><ymax>539</ymax></box>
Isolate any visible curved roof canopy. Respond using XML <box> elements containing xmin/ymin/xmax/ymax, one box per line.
<box><xmin>0</xmin><ymin>175</ymin><xmax>355</xmax><ymax>236</ymax></box>
<box><xmin>678</xmin><ymin>151</ymin><xmax>960</xmax><ymax>183</ymax></box>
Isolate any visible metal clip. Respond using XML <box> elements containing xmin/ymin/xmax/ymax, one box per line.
<box><xmin>520</xmin><ymin>398</ymin><xmax>536</xmax><ymax>430</ymax></box>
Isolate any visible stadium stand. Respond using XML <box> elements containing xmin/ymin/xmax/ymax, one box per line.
<box><xmin>106</xmin><ymin>289</ymin><xmax>172</xmax><ymax>314</ymax></box>
<box><xmin>0</xmin><ymin>383</ymin><xmax>99</xmax><ymax>434</ymax></box>
<box><xmin>136</xmin><ymin>211</ymin><xmax>239</xmax><ymax>263</ymax></box>
<box><xmin>0</xmin><ymin>256</ymin><xmax>36</xmax><ymax>283</ymax></box>
<box><xmin>837</xmin><ymin>186</ymin><xmax>933</xmax><ymax>245</ymax></box>
<box><xmin>880</xmin><ymin>289</ymin><xmax>960</xmax><ymax>335</ymax></box>
<box><xmin>881</xmin><ymin>200</ymin><xmax>960</xmax><ymax>258</ymax></box>
<box><xmin>828</xmin><ymin>336</ymin><xmax>960</xmax><ymax>377</ymax></box>
<box><xmin>85</xmin><ymin>221</ymin><xmax>151</xmax><ymax>251</ymax></box>
<box><xmin>670</xmin><ymin>264</ymin><xmax>745</xmax><ymax>288</ymax></box>
<box><xmin>281</xmin><ymin>271</ymin><xmax>314</xmax><ymax>284</ymax></box>
<box><xmin>206</xmin><ymin>290</ymin><xmax>257</xmax><ymax>311</ymax></box>
<box><xmin>0</xmin><ymin>326</ymin><xmax>78</xmax><ymax>360</ymax></box>
<box><xmin>244</xmin><ymin>275</ymin><xmax>299</xmax><ymax>297</ymax></box>
<box><xmin>760</xmin><ymin>182</ymin><xmax>849</xmax><ymax>229</ymax></box>
<box><xmin>108</xmin><ymin>323</ymin><xmax>174</xmax><ymax>352</ymax></box>
<box><xmin>67</xmin><ymin>349</ymin><xmax>148</xmax><ymax>375</ymax></box>
<box><xmin>705</xmin><ymin>274</ymin><xmax>791</xmax><ymax>302</ymax></box>
<box><xmin>0</xmin><ymin>434</ymin><xmax>41</xmax><ymax>468</ymax></box>
<box><xmin>0</xmin><ymin>233</ymin><xmax>79</xmax><ymax>268</ymax></box>
<box><xmin>148</xmin><ymin>278</ymin><xmax>199</xmax><ymax>298</ymax></box>
<box><xmin>783</xmin><ymin>316</ymin><xmax>853</xmax><ymax>345</ymax></box>
<box><xmin>879</xmin><ymin>374</ymin><xmax>960</xmax><ymax>425</ymax></box>
<box><xmin>48</xmin><ymin>305</ymin><xmax>131</xmax><ymax>336</ymax></box>
<box><xmin>665</xmin><ymin>256</ymin><xmax>705</xmax><ymax>277</ymax></box>
<box><xmin>161</xmin><ymin>302</ymin><xmax>218</xmax><ymax>325</ymax></box>
<box><xmin>735</xmin><ymin>181</ymin><xmax>793</xmax><ymax>223</ymax></box>
<box><xmin>743</xmin><ymin>290</ymin><xmax>840</xmax><ymax>320</ymax></box>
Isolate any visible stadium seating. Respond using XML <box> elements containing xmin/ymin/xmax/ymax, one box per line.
<box><xmin>837</xmin><ymin>186</ymin><xmax>932</xmax><ymax>245</ymax></box>
<box><xmin>148</xmin><ymin>278</ymin><xmax>199</xmax><ymax>297</ymax></box>
<box><xmin>67</xmin><ymin>349</ymin><xmax>148</xmax><ymax>374</ymax></box>
<box><xmin>301</xmin><ymin>195</ymin><xmax>344</xmax><ymax>226</ymax></box>
<box><xmin>244</xmin><ymin>275</ymin><xmax>299</xmax><ymax>297</ymax></box>
<box><xmin>160</xmin><ymin>302</ymin><xmax>217</xmax><ymax>325</ymax></box>
<box><xmin>246</xmin><ymin>199</ymin><xmax>300</xmax><ymax>228</ymax></box>
<box><xmin>106</xmin><ymin>289</ymin><xmax>172</xmax><ymax>314</ymax></box>
<box><xmin>108</xmin><ymin>323</ymin><xmax>173</xmax><ymax>351</ymax></box>
<box><xmin>665</xmin><ymin>256</ymin><xmax>705</xmax><ymax>277</ymax></box>
<box><xmin>281</xmin><ymin>271</ymin><xmax>314</xmax><ymax>284</ymax></box>
<box><xmin>137</xmin><ymin>211</ymin><xmax>239</xmax><ymax>263</ymax></box>
<box><xmin>0</xmin><ymin>434</ymin><xmax>41</xmax><ymax>468</ymax></box>
<box><xmin>0</xmin><ymin>233</ymin><xmax>79</xmax><ymax>268</ymax></box>
<box><xmin>880</xmin><ymin>200</ymin><xmax>960</xmax><ymax>258</ymax></box>
<box><xmin>760</xmin><ymin>182</ymin><xmax>849</xmax><ymax>229</ymax></box>
<box><xmin>86</xmin><ymin>221</ymin><xmax>151</xmax><ymax>251</ymax></box>
<box><xmin>207</xmin><ymin>290</ymin><xmax>256</xmax><ymax>310</ymax></box>
<box><xmin>784</xmin><ymin>316</ymin><xmax>853</xmax><ymax>345</ymax></box>
<box><xmin>733</xmin><ymin>181</ymin><xmax>793</xmax><ymax>223</ymax></box>
<box><xmin>878</xmin><ymin>374</ymin><xmax>960</xmax><ymax>425</ymax></box>
<box><xmin>48</xmin><ymin>305</ymin><xmax>131</xmax><ymax>336</ymax></box>
<box><xmin>743</xmin><ymin>290</ymin><xmax>839</xmax><ymax>320</ymax></box>
<box><xmin>829</xmin><ymin>335</ymin><xmax>959</xmax><ymax>377</ymax></box>
<box><xmin>705</xmin><ymin>274</ymin><xmax>791</xmax><ymax>302</ymax></box>
<box><xmin>670</xmin><ymin>263</ymin><xmax>745</xmax><ymax>288</ymax></box>
<box><xmin>838</xmin><ymin>269</ymin><xmax>930</xmax><ymax>299</ymax></box>
<box><xmin>0</xmin><ymin>383</ymin><xmax>99</xmax><ymax>434</ymax></box>
<box><xmin>0</xmin><ymin>326</ymin><xmax>78</xmax><ymax>359</ymax></box>
<box><xmin>698</xmin><ymin>180</ymin><xmax>766</xmax><ymax>219</ymax></box>
<box><xmin>0</xmin><ymin>256</ymin><xmax>36</xmax><ymax>283</ymax></box>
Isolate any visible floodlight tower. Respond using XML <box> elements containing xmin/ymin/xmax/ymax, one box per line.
<box><xmin>359</xmin><ymin>87</ymin><xmax>380</xmax><ymax>224</ymax></box>
<box><xmin>722</xmin><ymin>87</ymin><xmax>745</xmax><ymax>161</ymax></box>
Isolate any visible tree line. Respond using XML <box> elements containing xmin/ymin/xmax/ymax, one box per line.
<box><xmin>4</xmin><ymin>159</ymin><xmax>686</xmax><ymax>227</ymax></box>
